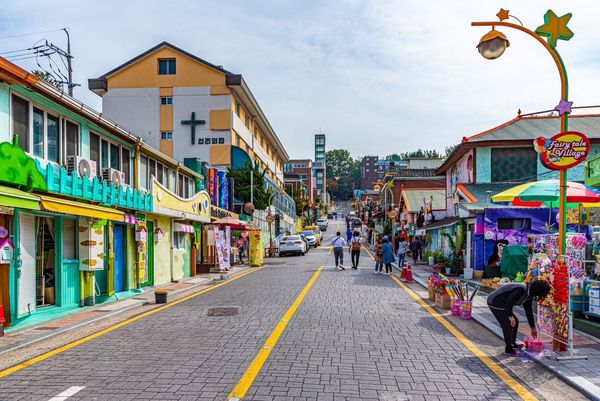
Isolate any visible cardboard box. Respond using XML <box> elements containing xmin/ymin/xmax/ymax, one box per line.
<box><xmin>435</xmin><ymin>293</ymin><xmax>451</xmax><ymax>309</ymax></box>
<box><xmin>428</xmin><ymin>287</ymin><xmax>435</xmax><ymax>301</ymax></box>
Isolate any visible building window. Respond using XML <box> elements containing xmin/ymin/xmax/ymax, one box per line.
<box><xmin>157</xmin><ymin>162</ymin><xmax>164</xmax><ymax>185</ymax></box>
<box><xmin>149</xmin><ymin>159</ymin><xmax>156</xmax><ymax>181</ymax></box>
<box><xmin>178</xmin><ymin>173</ymin><xmax>184</xmax><ymax>197</ymax></box>
<box><xmin>11</xmin><ymin>94</ymin><xmax>29</xmax><ymax>152</ymax></box>
<box><xmin>235</xmin><ymin>102</ymin><xmax>241</xmax><ymax>117</ymax></box>
<box><xmin>32</xmin><ymin>108</ymin><xmax>44</xmax><ymax>158</ymax></box>
<box><xmin>140</xmin><ymin>156</ymin><xmax>148</xmax><ymax>190</ymax></box>
<box><xmin>47</xmin><ymin>114</ymin><xmax>59</xmax><ymax>163</ymax></box>
<box><xmin>498</xmin><ymin>218</ymin><xmax>531</xmax><ymax>230</ymax></box>
<box><xmin>174</xmin><ymin>232</ymin><xmax>185</xmax><ymax>249</ymax></box>
<box><xmin>160</xmin><ymin>96</ymin><xmax>173</xmax><ymax>105</ymax></box>
<box><xmin>90</xmin><ymin>132</ymin><xmax>101</xmax><ymax>176</ymax></box>
<box><xmin>101</xmin><ymin>139</ymin><xmax>109</xmax><ymax>170</ymax></box>
<box><xmin>110</xmin><ymin>143</ymin><xmax>120</xmax><ymax>170</ymax></box>
<box><xmin>121</xmin><ymin>148</ymin><xmax>131</xmax><ymax>185</ymax></box>
<box><xmin>491</xmin><ymin>147</ymin><xmax>537</xmax><ymax>183</ymax></box>
<box><xmin>65</xmin><ymin>120</ymin><xmax>79</xmax><ymax>158</ymax></box>
<box><xmin>160</xmin><ymin>131</ymin><xmax>173</xmax><ymax>140</ymax></box>
<box><xmin>158</xmin><ymin>59</ymin><xmax>176</xmax><ymax>75</ymax></box>
<box><xmin>244</xmin><ymin>114</ymin><xmax>250</xmax><ymax>129</ymax></box>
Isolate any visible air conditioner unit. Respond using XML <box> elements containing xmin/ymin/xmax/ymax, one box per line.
<box><xmin>66</xmin><ymin>156</ymin><xmax>97</xmax><ymax>181</ymax></box>
<box><xmin>102</xmin><ymin>168</ymin><xmax>126</xmax><ymax>188</ymax></box>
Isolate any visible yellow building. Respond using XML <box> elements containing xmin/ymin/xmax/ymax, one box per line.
<box><xmin>88</xmin><ymin>42</ymin><xmax>289</xmax><ymax>189</ymax></box>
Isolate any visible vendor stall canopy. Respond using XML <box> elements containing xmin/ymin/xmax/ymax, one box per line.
<box><xmin>492</xmin><ymin>180</ymin><xmax>600</xmax><ymax>206</ymax></box>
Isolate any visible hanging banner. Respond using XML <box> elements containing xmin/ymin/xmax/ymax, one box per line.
<box><xmin>218</xmin><ymin>171</ymin><xmax>228</xmax><ymax>209</ymax></box>
<box><xmin>214</xmin><ymin>228</ymin><xmax>225</xmax><ymax>271</ymax></box>
<box><xmin>534</xmin><ymin>131</ymin><xmax>590</xmax><ymax>170</ymax></box>
<box><xmin>248</xmin><ymin>229</ymin><xmax>264</xmax><ymax>267</ymax></box>
<box><xmin>223</xmin><ymin>226</ymin><xmax>231</xmax><ymax>270</ymax></box>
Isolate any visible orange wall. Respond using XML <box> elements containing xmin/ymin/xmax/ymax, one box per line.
<box><xmin>108</xmin><ymin>47</ymin><xmax>226</xmax><ymax>89</ymax></box>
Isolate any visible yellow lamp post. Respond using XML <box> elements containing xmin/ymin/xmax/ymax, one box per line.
<box><xmin>472</xmin><ymin>8</ymin><xmax>574</xmax><ymax>255</ymax></box>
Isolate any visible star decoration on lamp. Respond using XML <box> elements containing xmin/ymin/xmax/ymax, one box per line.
<box><xmin>496</xmin><ymin>8</ymin><xmax>510</xmax><ymax>21</ymax></box>
<box><xmin>535</xmin><ymin>9</ymin><xmax>574</xmax><ymax>48</ymax></box>
<box><xmin>555</xmin><ymin>99</ymin><xmax>573</xmax><ymax>115</ymax></box>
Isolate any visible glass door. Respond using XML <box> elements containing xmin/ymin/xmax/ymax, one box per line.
<box><xmin>35</xmin><ymin>217</ymin><xmax>56</xmax><ymax>307</ymax></box>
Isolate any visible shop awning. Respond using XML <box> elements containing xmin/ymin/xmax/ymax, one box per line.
<box><xmin>39</xmin><ymin>195</ymin><xmax>124</xmax><ymax>221</ymax></box>
<box><xmin>124</xmin><ymin>214</ymin><xmax>139</xmax><ymax>225</ymax></box>
<box><xmin>173</xmin><ymin>222</ymin><xmax>194</xmax><ymax>233</ymax></box>
<box><xmin>0</xmin><ymin>185</ymin><xmax>40</xmax><ymax>210</ymax></box>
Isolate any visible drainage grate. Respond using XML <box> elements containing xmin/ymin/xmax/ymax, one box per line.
<box><xmin>207</xmin><ymin>307</ymin><xmax>240</xmax><ymax>317</ymax></box>
<box><xmin>35</xmin><ymin>326</ymin><xmax>60</xmax><ymax>330</ymax></box>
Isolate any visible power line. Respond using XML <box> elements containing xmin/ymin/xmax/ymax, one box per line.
<box><xmin>0</xmin><ymin>28</ymin><xmax>63</xmax><ymax>41</ymax></box>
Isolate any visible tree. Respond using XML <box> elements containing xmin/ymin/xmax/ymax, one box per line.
<box><xmin>227</xmin><ymin>162</ymin><xmax>274</xmax><ymax>210</ymax></box>
<box><xmin>399</xmin><ymin>149</ymin><xmax>442</xmax><ymax>159</ymax></box>
<box><xmin>326</xmin><ymin>149</ymin><xmax>360</xmax><ymax>200</ymax></box>
<box><xmin>385</xmin><ymin>154</ymin><xmax>402</xmax><ymax>161</ymax></box>
<box><xmin>445</xmin><ymin>144</ymin><xmax>458</xmax><ymax>159</ymax></box>
<box><xmin>31</xmin><ymin>69</ymin><xmax>62</xmax><ymax>90</ymax></box>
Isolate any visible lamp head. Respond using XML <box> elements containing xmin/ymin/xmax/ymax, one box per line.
<box><xmin>477</xmin><ymin>29</ymin><xmax>510</xmax><ymax>60</ymax></box>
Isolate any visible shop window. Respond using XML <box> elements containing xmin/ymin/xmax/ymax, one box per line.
<box><xmin>140</xmin><ymin>156</ymin><xmax>148</xmax><ymax>190</ymax></box>
<box><xmin>160</xmin><ymin>131</ymin><xmax>173</xmax><ymax>140</ymax></box>
<box><xmin>158</xmin><ymin>59</ymin><xmax>176</xmax><ymax>75</ymax></box>
<box><xmin>110</xmin><ymin>143</ymin><xmax>120</xmax><ymax>170</ymax></box>
<box><xmin>12</xmin><ymin>94</ymin><xmax>29</xmax><ymax>152</ymax></box>
<box><xmin>497</xmin><ymin>218</ymin><xmax>531</xmax><ymax>230</ymax></box>
<box><xmin>101</xmin><ymin>139</ymin><xmax>109</xmax><ymax>170</ymax></box>
<box><xmin>63</xmin><ymin>219</ymin><xmax>77</xmax><ymax>260</ymax></box>
<box><xmin>174</xmin><ymin>232</ymin><xmax>185</xmax><ymax>249</ymax></box>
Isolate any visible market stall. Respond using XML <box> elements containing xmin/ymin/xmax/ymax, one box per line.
<box><xmin>211</xmin><ymin>217</ymin><xmax>253</xmax><ymax>270</ymax></box>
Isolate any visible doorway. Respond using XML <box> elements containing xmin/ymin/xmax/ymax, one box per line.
<box><xmin>141</xmin><ymin>221</ymin><xmax>154</xmax><ymax>287</ymax></box>
<box><xmin>35</xmin><ymin>217</ymin><xmax>56</xmax><ymax>307</ymax></box>
<box><xmin>113</xmin><ymin>224</ymin><xmax>126</xmax><ymax>293</ymax></box>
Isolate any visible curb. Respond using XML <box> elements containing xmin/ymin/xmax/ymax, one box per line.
<box><xmin>393</xmin><ymin>263</ymin><xmax>600</xmax><ymax>401</ymax></box>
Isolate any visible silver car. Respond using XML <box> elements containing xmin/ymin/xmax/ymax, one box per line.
<box><xmin>301</xmin><ymin>230</ymin><xmax>317</xmax><ymax>247</ymax></box>
<box><xmin>279</xmin><ymin>235</ymin><xmax>308</xmax><ymax>256</ymax></box>
<box><xmin>317</xmin><ymin>218</ymin><xmax>328</xmax><ymax>231</ymax></box>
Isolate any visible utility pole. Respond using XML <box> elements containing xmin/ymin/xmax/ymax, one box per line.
<box><xmin>63</xmin><ymin>28</ymin><xmax>73</xmax><ymax>96</ymax></box>
<box><xmin>250</xmin><ymin>169</ymin><xmax>254</xmax><ymax>205</ymax></box>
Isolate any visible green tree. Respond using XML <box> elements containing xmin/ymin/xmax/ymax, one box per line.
<box><xmin>227</xmin><ymin>162</ymin><xmax>274</xmax><ymax>210</ymax></box>
<box><xmin>326</xmin><ymin>149</ymin><xmax>360</xmax><ymax>200</ymax></box>
<box><xmin>385</xmin><ymin>153</ymin><xmax>402</xmax><ymax>161</ymax></box>
<box><xmin>444</xmin><ymin>144</ymin><xmax>458</xmax><ymax>159</ymax></box>
<box><xmin>400</xmin><ymin>149</ymin><xmax>442</xmax><ymax>159</ymax></box>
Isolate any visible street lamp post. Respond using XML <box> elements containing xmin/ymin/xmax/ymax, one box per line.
<box><xmin>472</xmin><ymin>8</ymin><xmax>572</xmax><ymax>255</ymax></box>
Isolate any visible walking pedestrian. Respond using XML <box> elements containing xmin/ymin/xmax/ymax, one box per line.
<box><xmin>397</xmin><ymin>236</ymin><xmax>408</xmax><ymax>268</ymax></box>
<box><xmin>394</xmin><ymin>231</ymin><xmax>401</xmax><ymax>253</ymax></box>
<box><xmin>410</xmin><ymin>237</ymin><xmax>422</xmax><ymax>263</ymax></box>
<box><xmin>382</xmin><ymin>237</ymin><xmax>395</xmax><ymax>275</ymax></box>
<box><xmin>330</xmin><ymin>231</ymin><xmax>347</xmax><ymax>270</ymax></box>
<box><xmin>487</xmin><ymin>281</ymin><xmax>551</xmax><ymax>356</ymax></box>
<box><xmin>374</xmin><ymin>237</ymin><xmax>383</xmax><ymax>274</ymax></box>
<box><xmin>350</xmin><ymin>230</ymin><xmax>362</xmax><ymax>269</ymax></box>
<box><xmin>346</xmin><ymin>227</ymin><xmax>353</xmax><ymax>243</ymax></box>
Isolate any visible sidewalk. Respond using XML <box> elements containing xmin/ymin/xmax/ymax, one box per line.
<box><xmin>0</xmin><ymin>264</ymin><xmax>255</xmax><ymax>357</ymax></box>
<box><xmin>394</xmin><ymin>262</ymin><xmax>600</xmax><ymax>401</ymax></box>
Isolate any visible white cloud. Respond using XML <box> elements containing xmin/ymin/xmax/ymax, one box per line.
<box><xmin>1</xmin><ymin>0</ymin><xmax>598</xmax><ymax>160</ymax></box>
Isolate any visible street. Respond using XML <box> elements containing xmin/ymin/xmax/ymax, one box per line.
<box><xmin>0</xmin><ymin>224</ymin><xmax>587</xmax><ymax>401</ymax></box>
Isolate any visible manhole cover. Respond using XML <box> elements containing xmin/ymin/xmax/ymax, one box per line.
<box><xmin>207</xmin><ymin>307</ymin><xmax>240</xmax><ymax>317</ymax></box>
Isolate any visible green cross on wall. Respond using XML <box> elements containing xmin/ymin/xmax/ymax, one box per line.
<box><xmin>181</xmin><ymin>112</ymin><xmax>206</xmax><ymax>145</ymax></box>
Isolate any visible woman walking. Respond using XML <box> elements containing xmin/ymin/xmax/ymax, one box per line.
<box><xmin>374</xmin><ymin>237</ymin><xmax>383</xmax><ymax>274</ymax></box>
<box><xmin>382</xmin><ymin>237</ymin><xmax>395</xmax><ymax>275</ymax></box>
<box><xmin>350</xmin><ymin>230</ymin><xmax>362</xmax><ymax>269</ymax></box>
<box><xmin>397</xmin><ymin>236</ymin><xmax>408</xmax><ymax>268</ymax></box>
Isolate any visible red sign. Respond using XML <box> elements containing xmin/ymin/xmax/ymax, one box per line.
<box><xmin>534</xmin><ymin>131</ymin><xmax>590</xmax><ymax>170</ymax></box>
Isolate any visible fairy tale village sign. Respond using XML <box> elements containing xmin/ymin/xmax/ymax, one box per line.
<box><xmin>534</xmin><ymin>131</ymin><xmax>590</xmax><ymax>170</ymax></box>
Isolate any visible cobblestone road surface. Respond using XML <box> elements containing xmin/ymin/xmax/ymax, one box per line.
<box><xmin>0</xmin><ymin>225</ymin><xmax>587</xmax><ymax>400</ymax></box>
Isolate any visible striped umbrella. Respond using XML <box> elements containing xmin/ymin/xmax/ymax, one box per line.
<box><xmin>492</xmin><ymin>179</ymin><xmax>600</xmax><ymax>205</ymax></box>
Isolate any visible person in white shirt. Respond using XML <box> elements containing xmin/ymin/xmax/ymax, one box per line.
<box><xmin>330</xmin><ymin>231</ymin><xmax>347</xmax><ymax>270</ymax></box>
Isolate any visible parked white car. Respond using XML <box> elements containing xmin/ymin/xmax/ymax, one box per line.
<box><xmin>279</xmin><ymin>235</ymin><xmax>308</xmax><ymax>256</ymax></box>
<box><xmin>317</xmin><ymin>218</ymin><xmax>328</xmax><ymax>231</ymax></box>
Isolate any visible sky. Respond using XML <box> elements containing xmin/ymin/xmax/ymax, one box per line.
<box><xmin>1</xmin><ymin>1</ymin><xmax>599</xmax><ymax>160</ymax></box>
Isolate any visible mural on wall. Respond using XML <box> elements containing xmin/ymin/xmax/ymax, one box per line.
<box><xmin>0</xmin><ymin>139</ymin><xmax>47</xmax><ymax>191</ymax></box>
<box><xmin>152</xmin><ymin>178</ymin><xmax>211</xmax><ymax>222</ymax></box>
<box><xmin>79</xmin><ymin>217</ymin><xmax>104</xmax><ymax>271</ymax></box>
<box><xmin>447</xmin><ymin>150</ymin><xmax>474</xmax><ymax>215</ymax></box>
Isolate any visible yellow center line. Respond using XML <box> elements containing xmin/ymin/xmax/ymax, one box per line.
<box><xmin>0</xmin><ymin>265</ymin><xmax>268</xmax><ymax>380</ymax></box>
<box><xmin>389</xmin><ymin>275</ymin><xmax>538</xmax><ymax>401</ymax></box>
<box><xmin>228</xmin><ymin>266</ymin><xmax>323</xmax><ymax>400</ymax></box>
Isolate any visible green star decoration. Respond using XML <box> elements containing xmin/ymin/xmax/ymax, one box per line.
<box><xmin>535</xmin><ymin>9</ymin><xmax>574</xmax><ymax>48</ymax></box>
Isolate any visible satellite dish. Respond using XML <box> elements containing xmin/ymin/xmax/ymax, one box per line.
<box><xmin>78</xmin><ymin>159</ymin><xmax>92</xmax><ymax>178</ymax></box>
<box><xmin>111</xmin><ymin>170</ymin><xmax>122</xmax><ymax>187</ymax></box>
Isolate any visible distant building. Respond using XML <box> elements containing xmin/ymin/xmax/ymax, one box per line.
<box><xmin>284</xmin><ymin>159</ymin><xmax>314</xmax><ymax>202</ymax></box>
<box><xmin>314</xmin><ymin>134</ymin><xmax>327</xmax><ymax>200</ymax></box>
<box><xmin>406</xmin><ymin>158</ymin><xmax>444</xmax><ymax>169</ymax></box>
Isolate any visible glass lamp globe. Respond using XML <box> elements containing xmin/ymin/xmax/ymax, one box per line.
<box><xmin>477</xmin><ymin>30</ymin><xmax>510</xmax><ymax>60</ymax></box>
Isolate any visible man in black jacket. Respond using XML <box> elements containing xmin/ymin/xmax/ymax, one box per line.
<box><xmin>487</xmin><ymin>280</ymin><xmax>551</xmax><ymax>356</ymax></box>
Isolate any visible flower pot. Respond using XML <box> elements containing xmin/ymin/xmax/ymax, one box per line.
<box><xmin>473</xmin><ymin>270</ymin><xmax>484</xmax><ymax>279</ymax></box>
<box><xmin>463</xmin><ymin>268</ymin><xmax>473</xmax><ymax>280</ymax></box>
<box><xmin>428</xmin><ymin>256</ymin><xmax>434</xmax><ymax>266</ymax></box>
<box><xmin>155</xmin><ymin>291</ymin><xmax>168</xmax><ymax>304</ymax></box>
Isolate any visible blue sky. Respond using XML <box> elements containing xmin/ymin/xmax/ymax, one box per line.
<box><xmin>1</xmin><ymin>1</ymin><xmax>599</xmax><ymax>160</ymax></box>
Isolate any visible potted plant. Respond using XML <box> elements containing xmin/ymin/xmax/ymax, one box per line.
<box><xmin>155</xmin><ymin>289</ymin><xmax>168</xmax><ymax>304</ymax></box>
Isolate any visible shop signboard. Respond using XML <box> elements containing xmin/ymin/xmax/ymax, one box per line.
<box><xmin>210</xmin><ymin>205</ymin><xmax>239</xmax><ymax>220</ymax></box>
<box><xmin>248</xmin><ymin>230</ymin><xmax>264</xmax><ymax>266</ymax></box>
<box><xmin>223</xmin><ymin>226</ymin><xmax>231</xmax><ymax>270</ymax></box>
<box><xmin>214</xmin><ymin>229</ymin><xmax>225</xmax><ymax>271</ymax></box>
<box><xmin>534</xmin><ymin>131</ymin><xmax>590</xmax><ymax>170</ymax></box>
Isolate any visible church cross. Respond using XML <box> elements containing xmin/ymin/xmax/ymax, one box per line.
<box><xmin>181</xmin><ymin>112</ymin><xmax>206</xmax><ymax>145</ymax></box>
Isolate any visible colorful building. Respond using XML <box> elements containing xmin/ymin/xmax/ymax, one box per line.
<box><xmin>0</xmin><ymin>57</ymin><xmax>210</xmax><ymax>329</ymax></box>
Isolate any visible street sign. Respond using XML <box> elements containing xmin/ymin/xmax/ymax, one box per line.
<box><xmin>266</xmin><ymin>214</ymin><xmax>274</xmax><ymax>223</ymax></box>
<box><xmin>534</xmin><ymin>131</ymin><xmax>590</xmax><ymax>170</ymax></box>
<box><xmin>387</xmin><ymin>210</ymin><xmax>398</xmax><ymax>219</ymax></box>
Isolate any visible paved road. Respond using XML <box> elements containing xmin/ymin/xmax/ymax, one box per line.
<box><xmin>0</xmin><ymin>223</ymin><xmax>587</xmax><ymax>400</ymax></box>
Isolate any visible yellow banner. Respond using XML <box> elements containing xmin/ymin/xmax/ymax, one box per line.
<box><xmin>248</xmin><ymin>229</ymin><xmax>264</xmax><ymax>267</ymax></box>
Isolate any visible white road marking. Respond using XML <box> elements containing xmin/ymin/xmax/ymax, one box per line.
<box><xmin>48</xmin><ymin>386</ymin><xmax>85</xmax><ymax>401</ymax></box>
